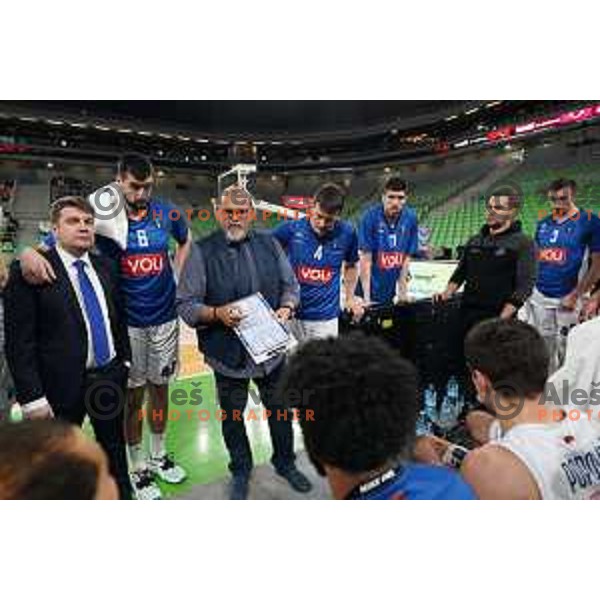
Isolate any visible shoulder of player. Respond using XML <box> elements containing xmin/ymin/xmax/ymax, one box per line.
<box><xmin>403</xmin><ymin>205</ymin><xmax>418</xmax><ymax>221</ymax></box>
<box><xmin>461</xmin><ymin>444</ymin><xmax>540</xmax><ymax>499</ymax></box>
<box><xmin>147</xmin><ymin>197</ymin><xmax>182</xmax><ymax>217</ymax></box>
<box><xmin>274</xmin><ymin>218</ymin><xmax>300</xmax><ymax>234</ymax></box>
<box><xmin>536</xmin><ymin>214</ymin><xmax>555</xmax><ymax>230</ymax></box>
<box><xmin>358</xmin><ymin>202</ymin><xmax>381</xmax><ymax>222</ymax></box>
<box><xmin>404</xmin><ymin>463</ymin><xmax>475</xmax><ymax>498</ymax></box>
<box><xmin>148</xmin><ymin>196</ymin><xmax>171</xmax><ymax>208</ymax></box>
<box><xmin>337</xmin><ymin>219</ymin><xmax>357</xmax><ymax>236</ymax></box>
<box><xmin>582</xmin><ymin>209</ymin><xmax>600</xmax><ymax>227</ymax></box>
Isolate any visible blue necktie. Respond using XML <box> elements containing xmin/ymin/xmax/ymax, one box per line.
<box><xmin>74</xmin><ymin>260</ymin><xmax>111</xmax><ymax>367</ymax></box>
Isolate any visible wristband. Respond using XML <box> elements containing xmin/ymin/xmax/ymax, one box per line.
<box><xmin>441</xmin><ymin>444</ymin><xmax>469</xmax><ymax>469</ymax></box>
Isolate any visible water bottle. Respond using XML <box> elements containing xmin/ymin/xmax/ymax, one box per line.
<box><xmin>438</xmin><ymin>377</ymin><xmax>460</xmax><ymax>432</ymax></box>
<box><xmin>447</xmin><ymin>376</ymin><xmax>462</xmax><ymax>422</ymax></box>
<box><xmin>437</xmin><ymin>393</ymin><xmax>455</xmax><ymax>433</ymax></box>
<box><xmin>423</xmin><ymin>384</ymin><xmax>438</xmax><ymax>425</ymax></box>
<box><xmin>416</xmin><ymin>409</ymin><xmax>432</xmax><ymax>436</ymax></box>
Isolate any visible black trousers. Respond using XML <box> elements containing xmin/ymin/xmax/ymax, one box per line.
<box><xmin>213</xmin><ymin>362</ymin><xmax>295</xmax><ymax>477</ymax></box>
<box><xmin>54</xmin><ymin>359</ymin><xmax>132</xmax><ymax>500</ymax></box>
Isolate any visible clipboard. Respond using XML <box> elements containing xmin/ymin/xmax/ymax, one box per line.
<box><xmin>232</xmin><ymin>292</ymin><xmax>293</xmax><ymax>364</ymax></box>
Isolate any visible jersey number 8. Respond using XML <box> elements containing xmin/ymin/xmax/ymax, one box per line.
<box><xmin>137</xmin><ymin>230</ymin><xmax>149</xmax><ymax>248</ymax></box>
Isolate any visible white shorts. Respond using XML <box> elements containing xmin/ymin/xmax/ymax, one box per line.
<box><xmin>518</xmin><ymin>288</ymin><xmax>580</xmax><ymax>371</ymax></box>
<box><xmin>289</xmin><ymin>318</ymin><xmax>339</xmax><ymax>344</ymax></box>
<box><xmin>128</xmin><ymin>319</ymin><xmax>179</xmax><ymax>389</ymax></box>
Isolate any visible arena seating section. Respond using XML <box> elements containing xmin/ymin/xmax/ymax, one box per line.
<box><xmin>424</xmin><ymin>145</ymin><xmax>600</xmax><ymax>251</ymax></box>
<box><xmin>3</xmin><ymin>142</ymin><xmax>600</xmax><ymax>258</ymax></box>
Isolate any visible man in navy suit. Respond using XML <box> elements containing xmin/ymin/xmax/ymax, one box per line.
<box><xmin>4</xmin><ymin>196</ymin><xmax>132</xmax><ymax>499</ymax></box>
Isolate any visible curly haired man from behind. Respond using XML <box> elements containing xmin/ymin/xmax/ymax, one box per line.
<box><xmin>278</xmin><ymin>332</ymin><xmax>476</xmax><ymax>500</ymax></box>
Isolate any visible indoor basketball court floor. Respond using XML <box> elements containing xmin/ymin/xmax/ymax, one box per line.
<box><xmin>142</xmin><ymin>374</ymin><xmax>328</xmax><ymax>499</ymax></box>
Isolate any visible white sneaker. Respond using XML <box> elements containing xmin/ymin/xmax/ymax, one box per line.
<box><xmin>131</xmin><ymin>468</ymin><xmax>162</xmax><ymax>500</ymax></box>
<box><xmin>148</xmin><ymin>454</ymin><xmax>187</xmax><ymax>484</ymax></box>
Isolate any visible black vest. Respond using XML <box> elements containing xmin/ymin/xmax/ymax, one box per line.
<box><xmin>195</xmin><ymin>230</ymin><xmax>284</xmax><ymax>370</ymax></box>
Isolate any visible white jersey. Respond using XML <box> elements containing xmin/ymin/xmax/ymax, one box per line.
<box><xmin>548</xmin><ymin>318</ymin><xmax>600</xmax><ymax>412</ymax></box>
<box><xmin>489</xmin><ymin>420</ymin><xmax>600</xmax><ymax>499</ymax></box>
<box><xmin>87</xmin><ymin>183</ymin><xmax>129</xmax><ymax>250</ymax></box>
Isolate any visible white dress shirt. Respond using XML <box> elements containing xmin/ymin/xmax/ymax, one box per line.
<box><xmin>56</xmin><ymin>245</ymin><xmax>116</xmax><ymax>368</ymax></box>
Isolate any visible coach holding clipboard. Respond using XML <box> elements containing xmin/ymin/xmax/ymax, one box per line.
<box><xmin>176</xmin><ymin>184</ymin><xmax>312</xmax><ymax>499</ymax></box>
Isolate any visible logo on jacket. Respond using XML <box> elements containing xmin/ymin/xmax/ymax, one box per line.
<box><xmin>297</xmin><ymin>265</ymin><xmax>333</xmax><ymax>285</ymax></box>
<box><xmin>538</xmin><ymin>247</ymin><xmax>567</xmax><ymax>264</ymax></box>
<box><xmin>121</xmin><ymin>253</ymin><xmax>165</xmax><ymax>276</ymax></box>
<box><xmin>377</xmin><ymin>251</ymin><xmax>406</xmax><ymax>270</ymax></box>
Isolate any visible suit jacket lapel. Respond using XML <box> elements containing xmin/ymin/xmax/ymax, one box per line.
<box><xmin>45</xmin><ymin>248</ymin><xmax>87</xmax><ymax>334</ymax></box>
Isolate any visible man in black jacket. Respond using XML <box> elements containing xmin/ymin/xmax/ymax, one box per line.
<box><xmin>435</xmin><ymin>192</ymin><xmax>537</xmax><ymax>401</ymax></box>
<box><xmin>4</xmin><ymin>197</ymin><xmax>132</xmax><ymax>499</ymax></box>
<box><xmin>436</xmin><ymin>192</ymin><xmax>537</xmax><ymax>328</ymax></box>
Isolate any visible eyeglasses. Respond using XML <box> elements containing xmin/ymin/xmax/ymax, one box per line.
<box><xmin>486</xmin><ymin>204</ymin><xmax>513</xmax><ymax>215</ymax></box>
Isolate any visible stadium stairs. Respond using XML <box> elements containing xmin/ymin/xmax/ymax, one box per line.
<box><xmin>423</xmin><ymin>159</ymin><xmax>523</xmax><ymax>250</ymax></box>
<box><xmin>12</xmin><ymin>183</ymin><xmax>51</xmax><ymax>252</ymax></box>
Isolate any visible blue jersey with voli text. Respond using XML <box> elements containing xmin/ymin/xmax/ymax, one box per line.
<box><xmin>273</xmin><ymin>218</ymin><xmax>359</xmax><ymax>321</ymax></box>
<box><xmin>347</xmin><ymin>464</ymin><xmax>476</xmax><ymax>500</ymax></box>
<box><xmin>358</xmin><ymin>203</ymin><xmax>419</xmax><ymax>304</ymax></box>
<box><xmin>535</xmin><ymin>209</ymin><xmax>600</xmax><ymax>298</ymax></box>
<box><xmin>115</xmin><ymin>199</ymin><xmax>188</xmax><ymax>327</ymax></box>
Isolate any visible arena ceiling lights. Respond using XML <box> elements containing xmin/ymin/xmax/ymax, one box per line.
<box><xmin>451</xmin><ymin>103</ymin><xmax>600</xmax><ymax>150</ymax></box>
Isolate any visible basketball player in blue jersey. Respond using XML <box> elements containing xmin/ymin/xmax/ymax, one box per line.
<box><xmin>520</xmin><ymin>178</ymin><xmax>600</xmax><ymax>371</ymax></box>
<box><xmin>357</xmin><ymin>177</ymin><xmax>419</xmax><ymax>306</ymax></box>
<box><xmin>278</xmin><ymin>332</ymin><xmax>475</xmax><ymax>500</ymax></box>
<box><xmin>273</xmin><ymin>183</ymin><xmax>363</xmax><ymax>342</ymax></box>
<box><xmin>18</xmin><ymin>155</ymin><xmax>192</xmax><ymax>500</ymax></box>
